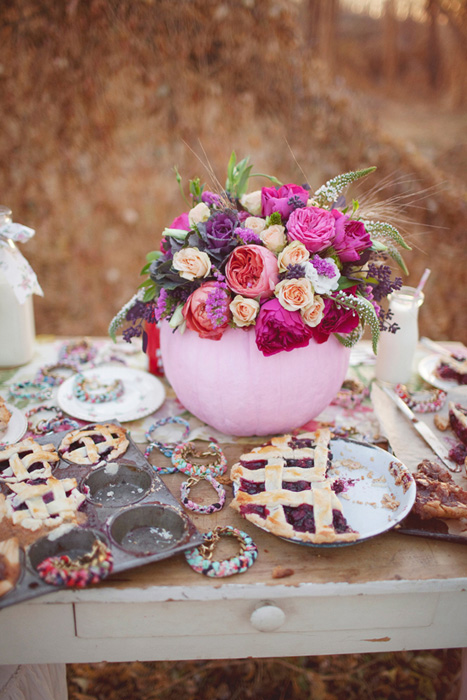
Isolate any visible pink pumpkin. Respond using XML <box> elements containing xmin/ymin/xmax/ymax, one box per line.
<box><xmin>159</xmin><ymin>322</ymin><xmax>350</xmax><ymax>437</ymax></box>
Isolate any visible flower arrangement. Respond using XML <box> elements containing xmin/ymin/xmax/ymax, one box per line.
<box><xmin>110</xmin><ymin>153</ymin><xmax>410</xmax><ymax>356</ymax></box>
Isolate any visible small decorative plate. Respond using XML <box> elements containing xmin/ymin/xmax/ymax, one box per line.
<box><xmin>0</xmin><ymin>404</ymin><xmax>28</xmax><ymax>445</ymax></box>
<box><xmin>57</xmin><ymin>367</ymin><xmax>165</xmax><ymax>423</ymax></box>
<box><xmin>418</xmin><ymin>354</ymin><xmax>467</xmax><ymax>393</ymax></box>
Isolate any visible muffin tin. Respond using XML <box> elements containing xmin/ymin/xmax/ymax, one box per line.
<box><xmin>0</xmin><ymin>421</ymin><xmax>203</xmax><ymax>609</ymax></box>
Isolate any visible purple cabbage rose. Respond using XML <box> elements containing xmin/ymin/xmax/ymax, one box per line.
<box><xmin>312</xmin><ymin>295</ymin><xmax>360</xmax><ymax>344</ymax></box>
<box><xmin>287</xmin><ymin>206</ymin><xmax>336</xmax><ymax>253</ymax></box>
<box><xmin>331</xmin><ymin>211</ymin><xmax>372</xmax><ymax>262</ymax></box>
<box><xmin>197</xmin><ymin>210</ymin><xmax>239</xmax><ymax>262</ymax></box>
<box><xmin>255</xmin><ymin>298</ymin><xmax>314</xmax><ymax>356</ymax></box>
<box><xmin>261</xmin><ymin>184</ymin><xmax>309</xmax><ymax>220</ymax></box>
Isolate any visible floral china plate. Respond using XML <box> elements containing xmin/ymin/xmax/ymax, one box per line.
<box><xmin>0</xmin><ymin>404</ymin><xmax>27</xmax><ymax>446</ymax></box>
<box><xmin>57</xmin><ymin>366</ymin><xmax>165</xmax><ymax>422</ymax></box>
<box><xmin>418</xmin><ymin>354</ymin><xmax>467</xmax><ymax>393</ymax></box>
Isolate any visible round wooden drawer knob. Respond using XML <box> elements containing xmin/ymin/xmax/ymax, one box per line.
<box><xmin>250</xmin><ymin>603</ymin><xmax>286</xmax><ymax>632</ymax></box>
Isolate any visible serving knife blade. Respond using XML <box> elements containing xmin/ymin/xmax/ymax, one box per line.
<box><xmin>381</xmin><ymin>385</ymin><xmax>462</xmax><ymax>473</ymax></box>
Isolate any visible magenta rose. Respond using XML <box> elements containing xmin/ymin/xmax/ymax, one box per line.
<box><xmin>170</xmin><ymin>212</ymin><xmax>190</xmax><ymax>230</ymax></box>
<box><xmin>331</xmin><ymin>211</ymin><xmax>372</xmax><ymax>263</ymax></box>
<box><xmin>261</xmin><ymin>184</ymin><xmax>309</xmax><ymax>220</ymax></box>
<box><xmin>286</xmin><ymin>206</ymin><xmax>336</xmax><ymax>253</ymax></box>
<box><xmin>225</xmin><ymin>244</ymin><xmax>279</xmax><ymax>299</ymax></box>
<box><xmin>182</xmin><ymin>282</ymin><xmax>230</xmax><ymax>340</ymax></box>
<box><xmin>312</xmin><ymin>295</ymin><xmax>360</xmax><ymax>344</ymax></box>
<box><xmin>255</xmin><ymin>298</ymin><xmax>314</xmax><ymax>356</ymax></box>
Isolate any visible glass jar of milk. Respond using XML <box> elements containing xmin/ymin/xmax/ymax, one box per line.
<box><xmin>0</xmin><ymin>206</ymin><xmax>36</xmax><ymax>368</ymax></box>
<box><xmin>375</xmin><ymin>285</ymin><xmax>424</xmax><ymax>385</ymax></box>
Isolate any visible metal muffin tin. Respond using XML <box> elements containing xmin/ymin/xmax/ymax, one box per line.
<box><xmin>0</xmin><ymin>421</ymin><xmax>203</xmax><ymax>609</ymax></box>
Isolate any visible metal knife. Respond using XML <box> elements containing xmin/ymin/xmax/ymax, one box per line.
<box><xmin>381</xmin><ymin>386</ymin><xmax>461</xmax><ymax>473</ymax></box>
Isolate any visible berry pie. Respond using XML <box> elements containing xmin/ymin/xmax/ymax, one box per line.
<box><xmin>412</xmin><ymin>459</ymin><xmax>467</xmax><ymax>520</ymax></box>
<box><xmin>230</xmin><ymin>430</ymin><xmax>359</xmax><ymax>544</ymax></box>
<box><xmin>0</xmin><ymin>438</ymin><xmax>59</xmax><ymax>484</ymax></box>
<box><xmin>59</xmin><ymin>423</ymin><xmax>129</xmax><ymax>465</ymax></box>
<box><xmin>448</xmin><ymin>403</ymin><xmax>467</xmax><ymax>446</ymax></box>
<box><xmin>5</xmin><ymin>476</ymin><xmax>86</xmax><ymax>531</ymax></box>
<box><xmin>436</xmin><ymin>356</ymin><xmax>467</xmax><ymax>385</ymax></box>
<box><xmin>0</xmin><ymin>537</ymin><xmax>20</xmax><ymax>598</ymax></box>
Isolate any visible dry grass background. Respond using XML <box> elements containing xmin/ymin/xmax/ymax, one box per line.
<box><xmin>1</xmin><ymin>1</ymin><xmax>466</xmax><ymax>696</ymax></box>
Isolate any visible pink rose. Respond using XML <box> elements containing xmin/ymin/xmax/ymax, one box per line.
<box><xmin>286</xmin><ymin>206</ymin><xmax>336</xmax><ymax>253</ymax></box>
<box><xmin>182</xmin><ymin>282</ymin><xmax>230</xmax><ymax>340</ymax></box>
<box><xmin>225</xmin><ymin>244</ymin><xmax>279</xmax><ymax>299</ymax></box>
<box><xmin>261</xmin><ymin>184</ymin><xmax>309</xmax><ymax>220</ymax></box>
<box><xmin>170</xmin><ymin>212</ymin><xmax>190</xmax><ymax>230</ymax></box>
<box><xmin>312</xmin><ymin>295</ymin><xmax>360</xmax><ymax>344</ymax></box>
<box><xmin>331</xmin><ymin>211</ymin><xmax>372</xmax><ymax>262</ymax></box>
<box><xmin>255</xmin><ymin>298</ymin><xmax>314</xmax><ymax>356</ymax></box>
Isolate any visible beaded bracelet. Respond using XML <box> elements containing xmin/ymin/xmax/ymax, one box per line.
<box><xmin>73</xmin><ymin>374</ymin><xmax>125</xmax><ymax>403</ymax></box>
<box><xmin>145</xmin><ymin>416</ymin><xmax>191</xmax><ymax>458</ymax></box>
<box><xmin>35</xmin><ymin>362</ymin><xmax>78</xmax><ymax>387</ymax></box>
<box><xmin>171</xmin><ymin>440</ymin><xmax>227</xmax><ymax>478</ymax></box>
<box><xmin>144</xmin><ymin>442</ymin><xmax>178</xmax><ymax>475</ymax></box>
<box><xmin>36</xmin><ymin>539</ymin><xmax>113</xmax><ymax>588</ymax></box>
<box><xmin>8</xmin><ymin>381</ymin><xmax>52</xmax><ymax>402</ymax></box>
<box><xmin>180</xmin><ymin>474</ymin><xmax>226</xmax><ymax>514</ymax></box>
<box><xmin>185</xmin><ymin>526</ymin><xmax>258</xmax><ymax>577</ymax></box>
<box><xmin>395</xmin><ymin>384</ymin><xmax>447</xmax><ymax>413</ymax></box>
<box><xmin>58</xmin><ymin>338</ymin><xmax>97</xmax><ymax>365</ymax></box>
<box><xmin>26</xmin><ymin>405</ymin><xmax>64</xmax><ymax>435</ymax></box>
<box><xmin>39</xmin><ymin>417</ymin><xmax>81</xmax><ymax>435</ymax></box>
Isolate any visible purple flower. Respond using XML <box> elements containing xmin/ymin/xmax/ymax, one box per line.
<box><xmin>238</xmin><ymin>227</ymin><xmax>262</xmax><ymax>245</ymax></box>
<box><xmin>331</xmin><ymin>211</ymin><xmax>372</xmax><ymax>263</ymax></box>
<box><xmin>202</xmin><ymin>191</ymin><xmax>223</xmax><ymax>207</ymax></box>
<box><xmin>196</xmin><ymin>210</ymin><xmax>239</xmax><ymax>263</ymax></box>
<box><xmin>261</xmin><ymin>184</ymin><xmax>309</xmax><ymax>221</ymax></box>
<box><xmin>255</xmin><ymin>298</ymin><xmax>314</xmax><ymax>356</ymax></box>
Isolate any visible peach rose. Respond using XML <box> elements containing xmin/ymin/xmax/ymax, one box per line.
<box><xmin>182</xmin><ymin>282</ymin><xmax>230</xmax><ymax>340</ymax></box>
<box><xmin>229</xmin><ymin>295</ymin><xmax>260</xmax><ymax>327</ymax></box>
<box><xmin>225</xmin><ymin>244</ymin><xmax>279</xmax><ymax>299</ymax></box>
<box><xmin>277</xmin><ymin>241</ymin><xmax>310</xmax><ymax>272</ymax></box>
<box><xmin>172</xmin><ymin>247</ymin><xmax>211</xmax><ymax>281</ymax></box>
<box><xmin>301</xmin><ymin>295</ymin><xmax>325</xmax><ymax>327</ymax></box>
<box><xmin>274</xmin><ymin>278</ymin><xmax>314</xmax><ymax>311</ymax></box>
<box><xmin>260</xmin><ymin>224</ymin><xmax>286</xmax><ymax>253</ymax></box>
<box><xmin>240</xmin><ymin>190</ymin><xmax>262</xmax><ymax>216</ymax></box>
<box><xmin>244</xmin><ymin>216</ymin><xmax>267</xmax><ymax>235</ymax></box>
<box><xmin>188</xmin><ymin>202</ymin><xmax>211</xmax><ymax>228</ymax></box>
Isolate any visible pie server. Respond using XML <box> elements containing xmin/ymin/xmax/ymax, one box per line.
<box><xmin>381</xmin><ymin>386</ymin><xmax>462</xmax><ymax>473</ymax></box>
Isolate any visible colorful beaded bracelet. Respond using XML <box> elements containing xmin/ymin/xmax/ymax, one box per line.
<box><xmin>58</xmin><ymin>338</ymin><xmax>97</xmax><ymax>365</ymax></box>
<box><xmin>171</xmin><ymin>440</ymin><xmax>227</xmax><ymax>478</ymax></box>
<box><xmin>8</xmin><ymin>381</ymin><xmax>52</xmax><ymax>402</ymax></box>
<box><xmin>145</xmin><ymin>416</ymin><xmax>191</xmax><ymax>458</ymax></box>
<box><xmin>180</xmin><ymin>474</ymin><xmax>226</xmax><ymax>514</ymax></box>
<box><xmin>37</xmin><ymin>416</ymin><xmax>81</xmax><ymax>435</ymax></box>
<box><xmin>184</xmin><ymin>526</ymin><xmax>258</xmax><ymax>578</ymax></box>
<box><xmin>73</xmin><ymin>374</ymin><xmax>125</xmax><ymax>403</ymax></box>
<box><xmin>395</xmin><ymin>384</ymin><xmax>447</xmax><ymax>413</ymax></box>
<box><xmin>26</xmin><ymin>405</ymin><xmax>64</xmax><ymax>435</ymax></box>
<box><xmin>35</xmin><ymin>362</ymin><xmax>78</xmax><ymax>387</ymax></box>
<box><xmin>36</xmin><ymin>539</ymin><xmax>113</xmax><ymax>588</ymax></box>
<box><xmin>144</xmin><ymin>441</ymin><xmax>178</xmax><ymax>474</ymax></box>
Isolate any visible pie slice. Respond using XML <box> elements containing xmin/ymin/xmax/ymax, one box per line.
<box><xmin>5</xmin><ymin>476</ymin><xmax>86</xmax><ymax>531</ymax></box>
<box><xmin>412</xmin><ymin>460</ymin><xmax>467</xmax><ymax>520</ymax></box>
<box><xmin>0</xmin><ymin>537</ymin><xmax>20</xmax><ymax>598</ymax></box>
<box><xmin>230</xmin><ymin>430</ymin><xmax>359</xmax><ymax>544</ymax></box>
<box><xmin>448</xmin><ymin>403</ymin><xmax>467</xmax><ymax>446</ymax></box>
<box><xmin>0</xmin><ymin>398</ymin><xmax>12</xmax><ymax>434</ymax></box>
<box><xmin>0</xmin><ymin>437</ymin><xmax>59</xmax><ymax>484</ymax></box>
<box><xmin>436</xmin><ymin>355</ymin><xmax>467</xmax><ymax>385</ymax></box>
<box><xmin>58</xmin><ymin>423</ymin><xmax>129</xmax><ymax>465</ymax></box>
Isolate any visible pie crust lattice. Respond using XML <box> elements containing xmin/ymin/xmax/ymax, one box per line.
<box><xmin>59</xmin><ymin>423</ymin><xmax>129</xmax><ymax>465</ymax></box>
<box><xmin>0</xmin><ymin>438</ymin><xmax>59</xmax><ymax>484</ymax></box>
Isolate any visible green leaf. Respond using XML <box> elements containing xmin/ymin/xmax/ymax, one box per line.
<box><xmin>337</xmin><ymin>276</ymin><xmax>358</xmax><ymax>290</ymax></box>
<box><xmin>142</xmin><ymin>286</ymin><xmax>157</xmax><ymax>302</ymax></box>
<box><xmin>162</xmin><ymin>227</ymin><xmax>190</xmax><ymax>240</ymax></box>
<box><xmin>250</xmin><ymin>172</ymin><xmax>283</xmax><ymax>187</ymax></box>
<box><xmin>146</xmin><ymin>250</ymin><xmax>162</xmax><ymax>262</ymax></box>
<box><xmin>138</xmin><ymin>278</ymin><xmax>155</xmax><ymax>289</ymax></box>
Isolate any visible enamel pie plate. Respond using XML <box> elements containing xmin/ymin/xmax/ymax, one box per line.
<box><xmin>418</xmin><ymin>354</ymin><xmax>467</xmax><ymax>393</ymax></box>
<box><xmin>234</xmin><ymin>437</ymin><xmax>416</xmax><ymax>548</ymax></box>
<box><xmin>57</xmin><ymin>366</ymin><xmax>165</xmax><ymax>422</ymax></box>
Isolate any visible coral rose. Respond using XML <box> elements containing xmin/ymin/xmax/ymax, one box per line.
<box><xmin>255</xmin><ymin>298</ymin><xmax>314</xmax><ymax>356</ymax></box>
<box><xmin>172</xmin><ymin>247</ymin><xmax>211</xmax><ymax>281</ymax></box>
<box><xmin>229</xmin><ymin>295</ymin><xmax>260</xmax><ymax>327</ymax></box>
<box><xmin>225</xmin><ymin>244</ymin><xmax>279</xmax><ymax>299</ymax></box>
<box><xmin>287</xmin><ymin>206</ymin><xmax>336</xmax><ymax>253</ymax></box>
<box><xmin>182</xmin><ymin>282</ymin><xmax>230</xmax><ymax>340</ymax></box>
<box><xmin>274</xmin><ymin>278</ymin><xmax>314</xmax><ymax>311</ymax></box>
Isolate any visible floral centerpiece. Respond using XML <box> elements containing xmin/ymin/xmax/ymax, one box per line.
<box><xmin>110</xmin><ymin>153</ymin><xmax>410</xmax><ymax>436</ymax></box>
<box><xmin>111</xmin><ymin>153</ymin><xmax>409</xmax><ymax>355</ymax></box>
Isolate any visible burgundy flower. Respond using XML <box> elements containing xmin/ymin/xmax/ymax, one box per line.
<box><xmin>331</xmin><ymin>211</ymin><xmax>372</xmax><ymax>263</ymax></box>
<box><xmin>255</xmin><ymin>298</ymin><xmax>314</xmax><ymax>356</ymax></box>
<box><xmin>312</xmin><ymin>295</ymin><xmax>360</xmax><ymax>344</ymax></box>
<box><xmin>261</xmin><ymin>184</ymin><xmax>309</xmax><ymax>220</ymax></box>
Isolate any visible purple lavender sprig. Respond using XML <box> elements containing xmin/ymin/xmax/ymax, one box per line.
<box><xmin>366</xmin><ymin>263</ymin><xmax>402</xmax><ymax>302</ymax></box>
<box><xmin>280</xmin><ymin>263</ymin><xmax>306</xmax><ymax>281</ymax></box>
<box><xmin>122</xmin><ymin>300</ymin><xmax>157</xmax><ymax>342</ymax></box>
<box><xmin>205</xmin><ymin>269</ymin><xmax>231</xmax><ymax>328</ymax></box>
<box><xmin>237</xmin><ymin>227</ymin><xmax>262</xmax><ymax>245</ymax></box>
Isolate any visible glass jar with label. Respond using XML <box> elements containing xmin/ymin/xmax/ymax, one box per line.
<box><xmin>0</xmin><ymin>206</ymin><xmax>36</xmax><ymax>367</ymax></box>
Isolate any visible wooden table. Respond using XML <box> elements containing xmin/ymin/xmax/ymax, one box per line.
<box><xmin>0</xmin><ymin>339</ymin><xmax>466</xmax><ymax>666</ymax></box>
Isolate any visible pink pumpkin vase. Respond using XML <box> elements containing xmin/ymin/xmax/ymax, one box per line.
<box><xmin>159</xmin><ymin>322</ymin><xmax>350</xmax><ymax>437</ymax></box>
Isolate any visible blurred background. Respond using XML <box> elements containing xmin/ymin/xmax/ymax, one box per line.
<box><xmin>1</xmin><ymin>0</ymin><xmax>466</xmax><ymax>342</ymax></box>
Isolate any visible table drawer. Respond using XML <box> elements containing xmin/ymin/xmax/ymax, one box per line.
<box><xmin>75</xmin><ymin>593</ymin><xmax>438</xmax><ymax>639</ymax></box>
